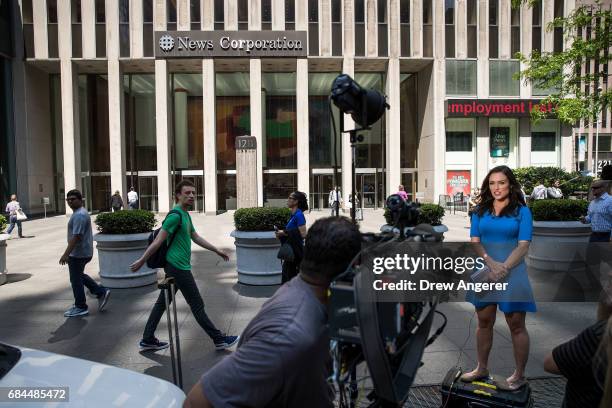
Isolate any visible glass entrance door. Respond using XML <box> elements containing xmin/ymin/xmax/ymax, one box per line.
<box><xmin>357</xmin><ymin>174</ymin><xmax>377</xmax><ymax>209</ymax></box>
<box><xmin>81</xmin><ymin>174</ymin><xmax>111</xmax><ymax>213</ymax></box>
<box><xmin>310</xmin><ymin>174</ymin><xmax>335</xmax><ymax>210</ymax></box>
<box><xmin>173</xmin><ymin>174</ymin><xmax>204</xmax><ymax>212</ymax></box>
<box><xmin>138</xmin><ymin>176</ymin><xmax>158</xmax><ymax>211</ymax></box>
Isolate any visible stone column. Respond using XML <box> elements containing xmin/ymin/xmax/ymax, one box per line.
<box><xmin>388</xmin><ymin>0</ymin><xmax>400</xmax><ymax>58</ymax></box>
<box><xmin>155</xmin><ymin>0</ymin><xmax>172</xmax><ymax>213</ymax></box>
<box><xmin>226</xmin><ymin>0</ymin><xmax>238</xmax><ymax>29</ymax></box>
<box><xmin>250</xmin><ymin>0</ymin><xmax>262</xmax><ymax>30</ymax></box>
<box><xmin>476</xmin><ymin>117</ymin><xmax>489</xmax><ymax>186</ymax></box>
<box><xmin>297</xmin><ymin>59</ymin><xmax>310</xmax><ymax>197</ymax></box>
<box><xmin>477</xmin><ymin>0</ymin><xmax>489</xmax><ymax>98</ymax></box>
<box><xmin>32</xmin><ymin>0</ymin><xmax>48</xmax><ymax>59</ymax></box>
<box><xmin>320</xmin><ymin>0</ymin><xmax>331</xmax><ymax>56</ymax></box>
<box><xmin>542</xmin><ymin>0</ymin><xmax>554</xmax><ymax>53</ymax></box>
<box><xmin>520</xmin><ymin>3</ymin><xmax>532</xmax><ymax>98</ymax></box>
<box><xmin>519</xmin><ymin>117</ymin><xmax>531</xmax><ymax>167</ymax></box>
<box><xmin>82</xmin><ymin>0</ymin><xmax>97</xmax><ymax>58</ymax></box>
<box><xmin>410</xmin><ymin>0</ymin><xmax>422</xmax><ymax>57</ymax></box>
<box><xmin>203</xmin><ymin>0</ymin><xmax>214</xmax><ymax>30</ymax></box>
<box><xmin>250</xmin><ymin>59</ymin><xmax>264</xmax><ymax>206</ymax></box>
<box><xmin>456</xmin><ymin>0</ymin><xmax>467</xmax><ymax>59</ymax></box>
<box><xmin>107</xmin><ymin>0</ymin><xmax>127</xmax><ymax>202</ymax></box>
<box><xmin>386</xmin><ymin>58</ymin><xmax>401</xmax><ymax>197</ymax></box>
<box><xmin>432</xmin><ymin>0</ymin><xmax>446</xmax><ymax>199</ymax></box>
<box><xmin>343</xmin><ymin>0</ymin><xmax>355</xmax><ymax>55</ymax></box>
<box><xmin>365</xmin><ymin>0</ymin><xmax>377</xmax><ymax>57</ymax></box>
<box><xmin>131</xmin><ymin>0</ymin><xmax>144</xmax><ymax>57</ymax></box>
<box><xmin>203</xmin><ymin>60</ymin><xmax>217</xmax><ymax>214</ymax></box>
<box><xmin>272</xmin><ymin>0</ymin><xmax>285</xmax><ymax>29</ymax></box>
<box><xmin>342</xmin><ymin>57</ymin><xmax>354</xmax><ymax>201</ymax></box>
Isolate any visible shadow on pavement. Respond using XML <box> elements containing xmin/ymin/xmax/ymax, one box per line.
<box><xmin>48</xmin><ymin>317</ymin><xmax>88</xmax><ymax>343</ymax></box>
<box><xmin>233</xmin><ymin>283</ymin><xmax>279</xmax><ymax>298</ymax></box>
<box><xmin>4</xmin><ymin>273</ymin><xmax>32</xmax><ymax>284</ymax></box>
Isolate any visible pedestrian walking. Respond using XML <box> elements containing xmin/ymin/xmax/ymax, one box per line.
<box><xmin>580</xmin><ymin>180</ymin><xmax>612</xmax><ymax>242</ymax></box>
<box><xmin>5</xmin><ymin>194</ymin><xmax>24</xmax><ymax>238</ymax></box>
<box><xmin>60</xmin><ymin>189</ymin><xmax>111</xmax><ymax>318</ymax></box>
<box><xmin>130</xmin><ymin>180</ymin><xmax>238</xmax><ymax>351</ymax></box>
<box><xmin>110</xmin><ymin>190</ymin><xmax>124</xmax><ymax>212</ymax></box>
<box><xmin>127</xmin><ymin>187</ymin><xmax>139</xmax><ymax>209</ymax></box>
<box><xmin>275</xmin><ymin>191</ymin><xmax>308</xmax><ymax>284</ymax></box>
<box><xmin>328</xmin><ymin>187</ymin><xmax>342</xmax><ymax>216</ymax></box>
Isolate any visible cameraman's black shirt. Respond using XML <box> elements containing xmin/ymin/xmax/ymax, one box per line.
<box><xmin>552</xmin><ymin>320</ymin><xmax>607</xmax><ymax>408</ymax></box>
<box><xmin>200</xmin><ymin>275</ymin><xmax>334</xmax><ymax>408</ymax></box>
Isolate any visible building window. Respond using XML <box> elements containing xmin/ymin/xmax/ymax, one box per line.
<box><xmin>355</xmin><ymin>0</ymin><xmax>365</xmax><ymax>56</ymax></box>
<box><xmin>332</xmin><ymin>0</ymin><xmax>342</xmax><ymax>56</ymax></box>
<box><xmin>262</xmin><ymin>0</ymin><xmax>272</xmax><ymax>30</ymax></box>
<box><xmin>511</xmin><ymin>6</ymin><xmax>520</xmax><ymax>57</ymax></box>
<box><xmin>215</xmin><ymin>73</ymin><xmax>251</xmax><ymax>171</ymax></box>
<box><xmin>172</xmin><ymin>74</ymin><xmax>204</xmax><ymax>171</ymax></box>
<box><xmin>531</xmin><ymin>132</ymin><xmax>556</xmax><ymax>151</ymax></box>
<box><xmin>119</xmin><ymin>0</ymin><xmax>130</xmax><ymax>57</ymax></box>
<box><xmin>144</xmin><ymin>0</ymin><xmax>153</xmax><ymax>56</ymax></box>
<box><xmin>95</xmin><ymin>0</ymin><xmax>105</xmax><ymax>57</ymax></box>
<box><xmin>467</xmin><ymin>0</ymin><xmax>477</xmax><ymax>58</ymax></box>
<box><xmin>445</xmin><ymin>0</ymin><xmax>455</xmax><ymax>58</ymax></box>
<box><xmin>285</xmin><ymin>0</ymin><xmax>295</xmax><ymax>30</ymax></box>
<box><xmin>22</xmin><ymin>0</ymin><xmax>34</xmax><ymax>57</ymax></box>
<box><xmin>400</xmin><ymin>74</ymin><xmax>418</xmax><ymax>168</ymax></box>
<box><xmin>191</xmin><ymin>0</ymin><xmax>201</xmax><ymax>30</ymax></box>
<box><xmin>215</xmin><ymin>0</ymin><xmax>225</xmax><ymax>30</ymax></box>
<box><xmin>309</xmin><ymin>0</ymin><xmax>319</xmax><ymax>55</ymax></box>
<box><xmin>378</xmin><ymin>0</ymin><xmax>388</xmax><ymax>57</ymax></box>
<box><xmin>309</xmin><ymin>73</ymin><xmax>342</xmax><ymax>168</ymax></box>
<box><xmin>167</xmin><ymin>0</ymin><xmax>177</xmax><ymax>31</ymax></box>
<box><xmin>72</xmin><ymin>0</ymin><xmax>82</xmax><ymax>58</ymax></box>
<box><xmin>263</xmin><ymin>73</ymin><xmax>297</xmax><ymax>170</ymax></box>
<box><xmin>400</xmin><ymin>0</ymin><xmax>410</xmax><ymax>56</ymax></box>
<box><xmin>238</xmin><ymin>0</ymin><xmax>248</xmax><ymax>30</ymax></box>
<box><xmin>532</xmin><ymin>0</ymin><xmax>541</xmax><ymax>53</ymax></box>
<box><xmin>489</xmin><ymin>0</ymin><xmax>498</xmax><ymax>58</ymax></box>
<box><xmin>423</xmin><ymin>0</ymin><xmax>433</xmax><ymax>57</ymax></box>
<box><xmin>445</xmin><ymin>119</ymin><xmax>474</xmax><ymax>152</ymax></box>
<box><xmin>47</xmin><ymin>0</ymin><xmax>58</xmax><ymax>58</ymax></box>
<box><xmin>489</xmin><ymin>60</ymin><xmax>520</xmax><ymax>96</ymax></box>
<box><xmin>446</xmin><ymin>60</ymin><xmax>477</xmax><ymax>95</ymax></box>
<box><xmin>264</xmin><ymin>174</ymin><xmax>297</xmax><ymax>208</ymax></box>
<box><xmin>553</xmin><ymin>0</ymin><xmax>564</xmax><ymax>53</ymax></box>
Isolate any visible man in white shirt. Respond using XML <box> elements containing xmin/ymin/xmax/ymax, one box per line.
<box><xmin>328</xmin><ymin>187</ymin><xmax>342</xmax><ymax>216</ymax></box>
<box><xmin>127</xmin><ymin>187</ymin><xmax>139</xmax><ymax>210</ymax></box>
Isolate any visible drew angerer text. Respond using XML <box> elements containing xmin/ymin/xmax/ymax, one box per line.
<box><xmin>372</xmin><ymin>279</ymin><xmax>509</xmax><ymax>293</ymax></box>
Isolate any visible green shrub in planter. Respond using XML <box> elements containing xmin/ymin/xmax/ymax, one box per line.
<box><xmin>528</xmin><ymin>199</ymin><xmax>588</xmax><ymax>221</ymax></box>
<box><xmin>95</xmin><ymin>210</ymin><xmax>156</xmax><ymax>234</ymax></box>
<box><xmin>384</xmin><ymin>203</ymin><xmax>445</xmax><ymax>226</ymax></box>
<box><xmin>234</xmin><ymin>207</ymin><xmax>292</xmax><ymax>231</ymax></box>
<box><xmin>0</xmin><ymin>214</ymin><xmax>6</xmax><ymax>233</ymax></box>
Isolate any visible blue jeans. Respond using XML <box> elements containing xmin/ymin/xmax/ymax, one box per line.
<box><xmin>143</xmin><ymin>263</ymin><xmax>223</xmax><ymax>342</ymax></box>
<box><xmin>6</xmin><ymin>215</ymin><xmax>23</xmax><ymax>237</ymax></box>
<box><xmin>590</xmin><ymin>231</ymin><xmax>611</xmax><ymax>242</ymax></box>
<box><xmin>68</xmin><ymin>256</ymin><xmax>106</xmax><ymax>309</ymax></box>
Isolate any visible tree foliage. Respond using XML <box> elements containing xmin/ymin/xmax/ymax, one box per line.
<box><xmin>512</xmin><ymin>0</ymin><xmax>612</xmax><ymax>124</ymax></box>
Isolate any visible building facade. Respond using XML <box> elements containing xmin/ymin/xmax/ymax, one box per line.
<box><xmin>6</xmin><ymin>0</ymin><xmax>610</xmax><ymax>215</ymax></box>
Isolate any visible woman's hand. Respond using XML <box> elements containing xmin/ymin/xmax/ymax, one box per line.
<box><xmin>486</xmin><ymin>259</ymin><xmax>508</xmax><ymax>282</ymax></box>
<box><xmin>275</xmin><ymin>230</ymin><xmax>286</xmax><ymax>239</ymax></box>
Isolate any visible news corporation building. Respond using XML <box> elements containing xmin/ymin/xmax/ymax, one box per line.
<box><xmin>1</xmin><ymin>0</ymin><xmax>610</xmax><ymax>215</ymax></box>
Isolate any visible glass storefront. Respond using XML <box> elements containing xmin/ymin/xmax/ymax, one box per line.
<box><xmin>124</xmin><ymin>74</ymin><xmax>158</xmax><ymax>211</ymax></box>
<box><xmin>50</xmin><ymin>75</ymin><xmax>65</xmax><ymax>214</ymax></box>
<box><xmin>263</xmin><ymin>173</ymin><xmax>297</xmax><ymax>208</ymax></box>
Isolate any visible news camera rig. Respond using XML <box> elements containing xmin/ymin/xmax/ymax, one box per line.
<box><xmin>328</xmin><ymin>195</ymin><xmax>448</xmax><ymax>408</ymax></box>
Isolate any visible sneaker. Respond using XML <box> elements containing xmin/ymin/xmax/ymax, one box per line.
<box><xmin>214</xmin><ymin>335</ymin><xmax>240</xmax><ymax>350</ymax></box>
<box><xmin>64</xmin><ymin>306</ymin><xmax>89</xmax><ymax>318</ymax></box>
<box><xmin>139</xmin><ymin>338</ymin><xmax>169</xmax><ymax>352</ymax></box>
<box><xmin>98</xmin><ymin>289</ymin><xmax>111</xmax><ymax>312</ymax></box>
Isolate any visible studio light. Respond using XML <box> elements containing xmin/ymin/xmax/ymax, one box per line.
<box><xmin>331</xmin><ymin>74</ymin><xmax>389</xmax><ymax>128</ymax></box>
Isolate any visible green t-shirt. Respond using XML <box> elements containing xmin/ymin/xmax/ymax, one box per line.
<box><xmin>162</xmin><ymin>206</ymin><xmax>196</xmax><ymax>271</ymax></box>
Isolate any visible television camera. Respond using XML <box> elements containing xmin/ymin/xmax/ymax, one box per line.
<box><xmin>328</xmin><ymin>195</ymin><xmax>447</xmax><ymax>407</ymax></box>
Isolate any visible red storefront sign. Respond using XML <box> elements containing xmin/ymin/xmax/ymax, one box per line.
<box><xmin>446</xmin><ymin>170</ymin><xmax>471</xmax><ymax>196</ymax></box>
<box><xmin>446</xmin><ymin>99</ymin><xmax>556</xmax><ymax>117</ymax></box>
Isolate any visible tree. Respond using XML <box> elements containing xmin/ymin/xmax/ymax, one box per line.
<box><xmin>512</xmin><ymin>0</ymin><xmax>612</xmax><ymax>125</ymax></box>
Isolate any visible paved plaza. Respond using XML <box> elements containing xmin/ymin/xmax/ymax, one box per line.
<box><xmin>0</xmin><ymin>210</ymin><xmax>596</xmax><ymax>393</ymax></box>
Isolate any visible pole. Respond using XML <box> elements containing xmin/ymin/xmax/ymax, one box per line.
<box><xmin>351</xmin><ymin>132</ymin><xmax>356</xmax><ymax>223</ymax></box>
<box><xmin>595</xmin><ymin>111</ymin><xmax>600</xmax><ymax>176</ymax></box>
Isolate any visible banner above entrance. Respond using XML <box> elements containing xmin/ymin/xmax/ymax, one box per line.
<box><xmin>155</xmin><ymin>31</ymin><xmax>307</xmax><ymax>58</ymax></box>
<box><xmin>446</xmin><ymin>99</ymin><xmax>556</xmax><ymax>118</ymax></box>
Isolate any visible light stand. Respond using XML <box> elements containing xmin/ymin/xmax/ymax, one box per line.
<box><xmin>594</xmin><ymin>86</ymin><xmax>603</xmax><ymax>175</ymax></box>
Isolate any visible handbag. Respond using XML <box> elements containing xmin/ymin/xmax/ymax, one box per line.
<box><xmin>16</xmin><ymin>209</ymin><xmax>27</xmax><ymax>221</ymax></box>
<box><xmin>277</xmin><ymin>242</ymin><xmax>295</xmax><ymax>262</ymax></box>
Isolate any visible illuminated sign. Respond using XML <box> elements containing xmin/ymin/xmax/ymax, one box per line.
<box><xmin>446</xmin><ymin>100</ymin><xmax>556</xmax><ymax>117</ymax></box>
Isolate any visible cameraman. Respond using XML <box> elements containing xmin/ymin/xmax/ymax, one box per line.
<box><xmin>184</xmin><ymin>217</ymin><xmax>362</xmax><ymax>408</ymax></box>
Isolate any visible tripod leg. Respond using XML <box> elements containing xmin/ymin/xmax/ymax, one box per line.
<box><xmin>170</xmin><ymin>281</ymin><xmax>183</xmax><ymax>389</ymax></box>
<box><xmin>164</xmin><ymin>286</ymin><xmax>177</xmax><ymax>386</ymax></box>
<box><xmin>349</xmin><ymin>368</ymin><xmax>358</xmax><ymax>408</ymax></box>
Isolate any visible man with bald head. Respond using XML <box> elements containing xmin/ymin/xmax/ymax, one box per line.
<box><xmin>581</xmin><ymin>180</ymin><xmax>612</xmax><ymax>242</ymax></box>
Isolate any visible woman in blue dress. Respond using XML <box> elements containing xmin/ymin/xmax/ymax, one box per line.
<box><xmin>460</xmin><ymin>165</ymin><xmax>535</xmax><ymax>391</ymax></box>
<box><xmin>275</xmin><ymin>191</ymin><xmax>308</xmax><ymax>283</ymax></box>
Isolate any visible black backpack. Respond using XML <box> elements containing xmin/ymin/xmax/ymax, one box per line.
<box><xmin>146</xmin><ymin>209</ymin><xmax>183</xmax><ymax>269</ymax></box>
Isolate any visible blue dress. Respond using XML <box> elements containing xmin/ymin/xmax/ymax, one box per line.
<box><xmin>468</xmin><ymin>205</ymin><xmax>537</xmax><ymax>313</ymax></box>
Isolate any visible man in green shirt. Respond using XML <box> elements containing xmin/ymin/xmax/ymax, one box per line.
<box><xmin>131</xmin><ymin>180</ymin><xmax>238</xmax><ymax>351</ymax></box>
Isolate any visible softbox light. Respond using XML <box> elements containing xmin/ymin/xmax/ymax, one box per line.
<box><xmin>330</xmin><ymin>74</ymin><xmax>389</xmax><ymax>128</ymax></box>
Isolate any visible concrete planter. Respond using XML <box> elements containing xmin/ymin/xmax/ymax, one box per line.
<box><xmin>526</xmin><ymin>221</ymin><xmax>592</xmax><ymax>271</ymax></box>
<box><xmin>0</xmin><ymin>234</ymin><xmax>8</xmax><ymax>285</ymax></box>
<box><xmin>379</xmin><ymin>224</ymin><xmax>448</xmax><ymax>241</ymax></box>
<box><xmin>231</xmin><ymin>230</ymin><xmax>282</xmax><ymax>285</ymax></box>
<box><xmin>94</xmin><ymin>233</ymin><xmax>157</xmax><ymax>288</ymax></box>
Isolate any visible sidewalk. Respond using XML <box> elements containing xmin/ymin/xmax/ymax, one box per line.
<box><xmin>0</xmin><ymin>210</ymin><xmax>595</xmax><ymax>392</ymax></box>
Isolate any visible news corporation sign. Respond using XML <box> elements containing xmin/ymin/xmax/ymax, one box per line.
<box><xmin>154</xmin><ymin>31</ymin><xmax>307</xmax><ymax>58</ymax></box>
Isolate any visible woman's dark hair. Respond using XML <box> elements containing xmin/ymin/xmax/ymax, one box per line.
<box><xmin>477</xmin><ymin>165</ymin><xmax>525</xmax><ymax>217</ymax></box>
<box><xmin>291</xmin><ymin>191</ymin><xmax>309</xmax><ymax>212</ymax></box>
